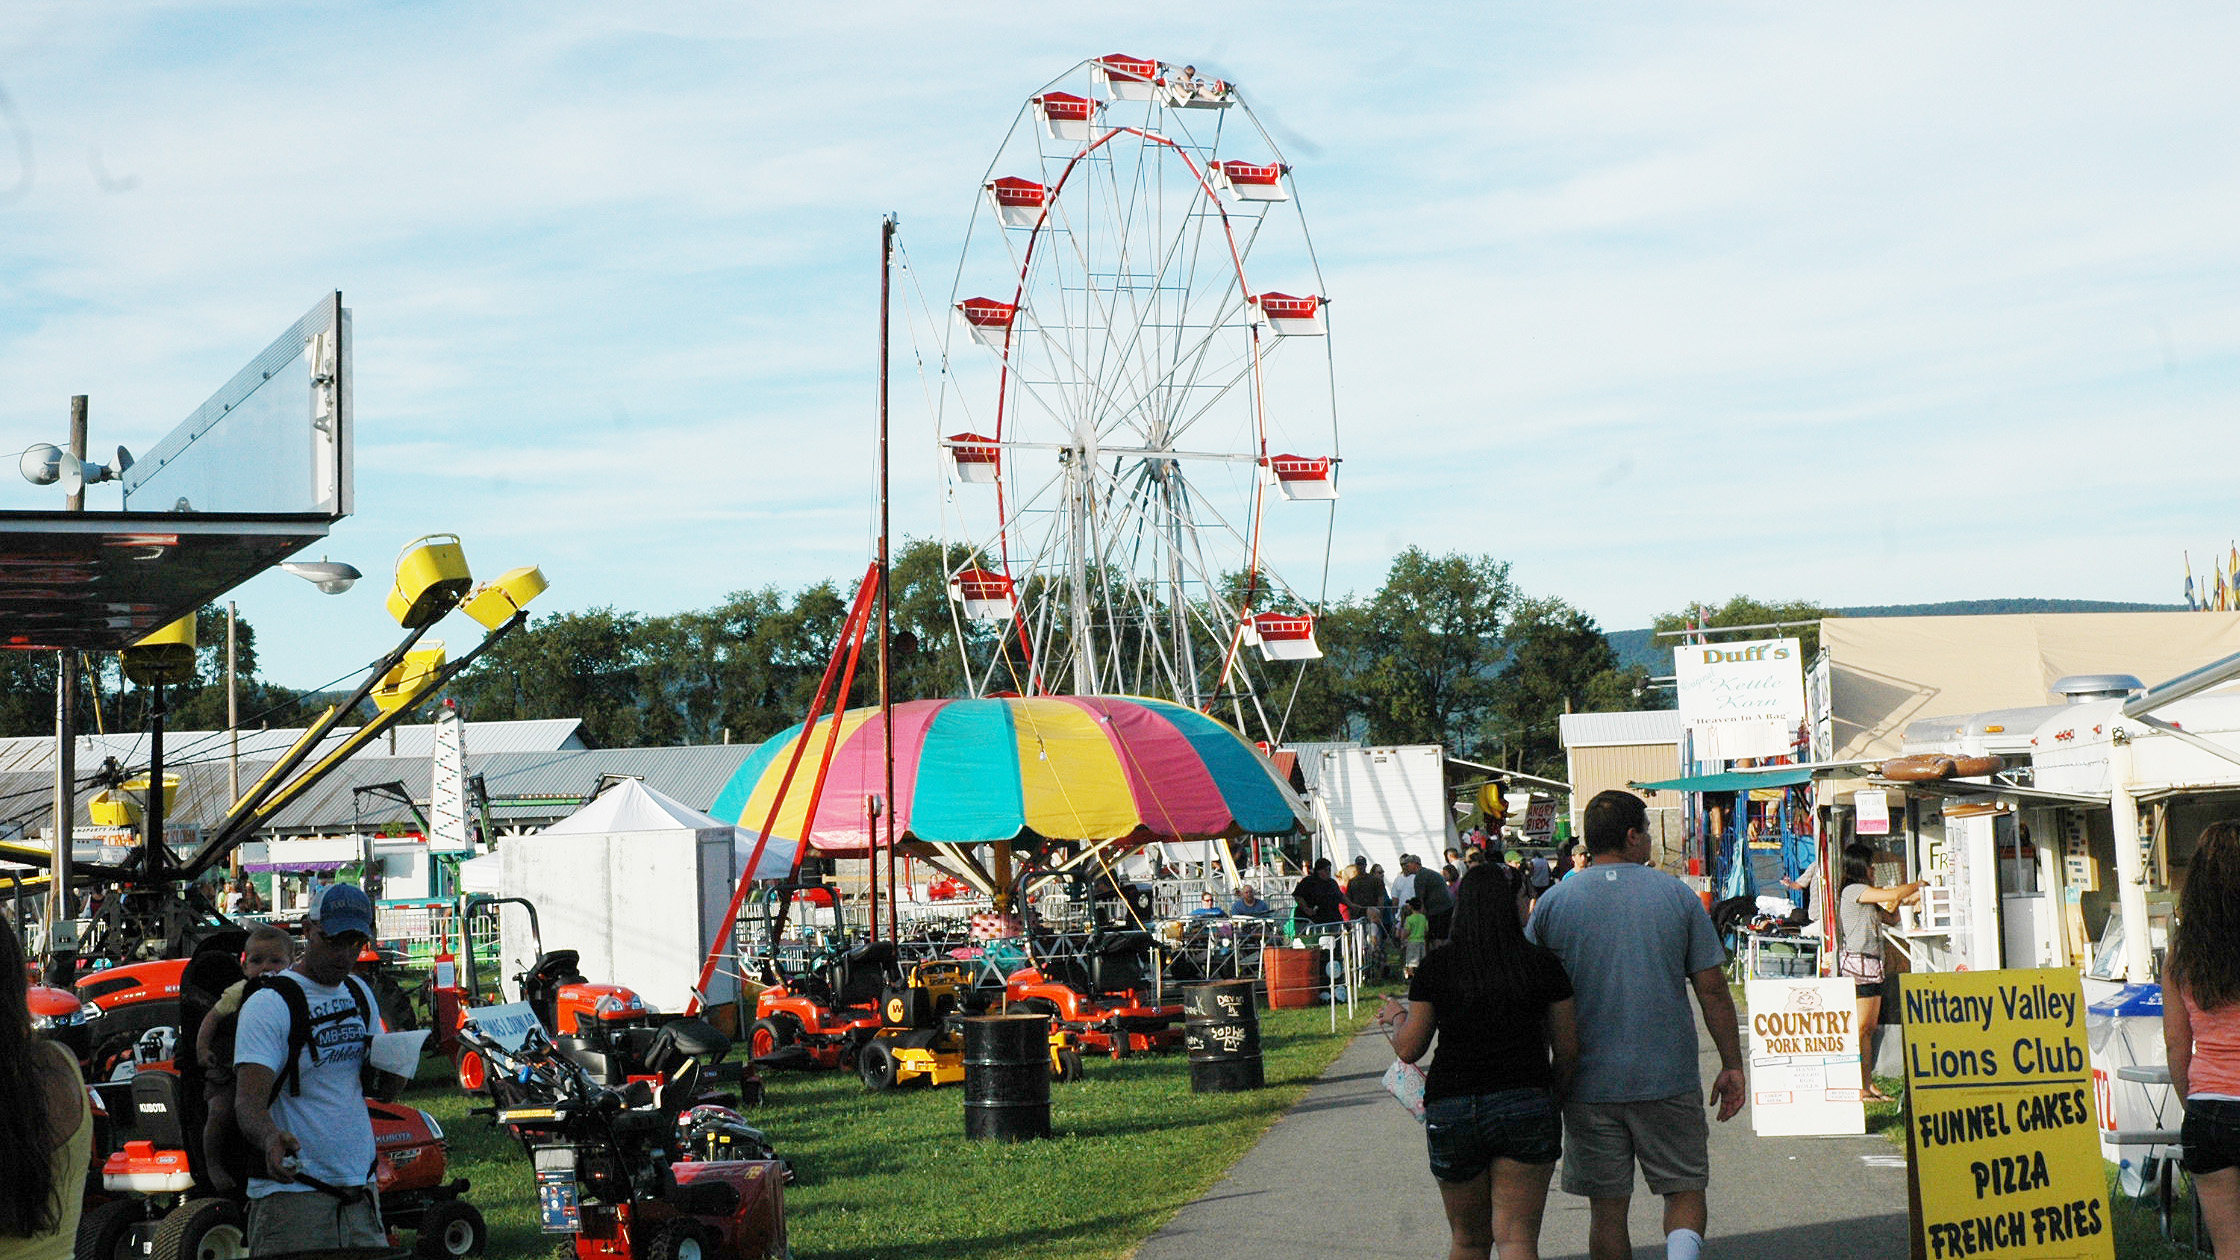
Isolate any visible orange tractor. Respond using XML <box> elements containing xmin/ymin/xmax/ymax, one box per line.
<box><xmin>747</xmin><ymin>939</ymin><xmax>896</xmax><ymax>1070</ymax></box>
<box><xmin>1003</xmin><ymin>928</ymin><xmax>1182</xmax><ymax>1058</ymax></box>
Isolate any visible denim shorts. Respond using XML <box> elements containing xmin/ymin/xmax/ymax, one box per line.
<box><xmin>1424</xmin><ymin>1087</ymin><xmax>1562</xmax><ymax>1182</ymax></box>
<box><xmin>2183</xmin><ymin>1098</ymin><xmax>2240</xmax><ymax>1176</ymax></box>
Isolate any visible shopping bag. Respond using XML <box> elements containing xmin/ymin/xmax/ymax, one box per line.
<box><xmin>1380</xmin><ymin>1056</ymin><xmax>1427</xmax><ymax>1122</ymax></box>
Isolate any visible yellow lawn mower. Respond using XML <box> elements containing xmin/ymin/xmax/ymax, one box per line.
<box><xmin>856</xmin><ymin>960</ymin><xmax>1084</xmax><ymax>1091</ymax></box>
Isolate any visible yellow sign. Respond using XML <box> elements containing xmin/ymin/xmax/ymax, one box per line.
<box><xmin>1900</xmin><ymin>967</ymin><xmax>2111</xmax><ymax>1260</ymax></box>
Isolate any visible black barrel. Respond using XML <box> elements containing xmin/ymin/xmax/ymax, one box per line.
<box><xmin>962</xmin><ymin>1014</ymin><xmax>1052</xmax><ymax>1141</ymax></box>
<box><xmin>1183</xmin><ymin>978</ymin><xmax>1264</xmax><ymax>1092</ymax></box>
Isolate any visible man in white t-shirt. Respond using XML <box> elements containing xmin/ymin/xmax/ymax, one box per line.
<box><xmin>234</xmin><ymin>882</ymin><xmax>386</xmax><ymax>1253</ymax></box>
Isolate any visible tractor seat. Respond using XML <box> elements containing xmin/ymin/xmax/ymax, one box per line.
<box><xmin>1091</xmin><ymin>930</ymin><xmax>1154</xmax><ymax>958</ymax></box>
<box><xmin>645</xmin><ymin>1017</ymin><xmax>731</xmax><ymax>1074</ymax></box>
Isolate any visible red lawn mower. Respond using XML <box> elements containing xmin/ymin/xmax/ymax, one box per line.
<box><xmin>746</xmin><ymin>937</ymin><xmax>896</xmax><ymax>1071</ymax></box>
<box><xmin>1004</xmin><ymin>928</ymin><xmax>1182</xmax><ymax>1059</ymax></box>
<box><xmin>463</xmin><ymin>1014</ymin><xmax>787</xmax><ymax>1260</ymax></box>
<box><xmin>446</xmin><ymin>898</ymin><xmax>754</xmax><ymax>1107</ymax></box>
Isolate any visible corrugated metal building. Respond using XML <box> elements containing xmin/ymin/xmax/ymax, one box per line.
<box><xmin>1558</xmin><ymin>710</ymin><xmax>1684</xmax><ymax>857</ymax></box>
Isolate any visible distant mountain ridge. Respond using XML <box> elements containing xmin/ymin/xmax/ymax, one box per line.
<box><xmin>1606</xmin><ymin>598</ymin><xmax>2189</xmax><ymax>673</ymax></box>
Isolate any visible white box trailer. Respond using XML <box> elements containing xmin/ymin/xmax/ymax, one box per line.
<box><xmin>1309</xmin><ymin>745</ymin><xmax>1457</xmax><ymax>874</ymax></box>
<box><xmin>499</xmin><ymin>824</ymin><xmax>738</xmax><ymax>1013</ymax></box>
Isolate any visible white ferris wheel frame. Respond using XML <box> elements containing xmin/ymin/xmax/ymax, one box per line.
<box><xmin>932</xmin><ymin>58</ymin><xmax>1340</xmax><ymax>742</ymax></box>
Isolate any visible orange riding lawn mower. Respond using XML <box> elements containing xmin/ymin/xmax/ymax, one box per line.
<box><xmin>749</xmin><ymin>924</ymin><xmax>1084</xmax><ymax>1089</ymax></box>
<box><xmin>1003</xmin><ymin>927</ymin><xmax>1183</xmax><ymax>1059</ymax></box>
<box><xmin>443</xmin><ymin>897</ymin><xmax>757</xmax><ymax>1109</ymax></box>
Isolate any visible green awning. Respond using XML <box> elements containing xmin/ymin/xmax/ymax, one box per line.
<box><xmin>1631</xmin><ymin>767</ymin><xmax>1815</xmax><ymax>793</ymax></box>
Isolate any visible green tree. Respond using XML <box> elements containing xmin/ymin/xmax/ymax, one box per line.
<box><xmin>1355</xmin><ymin>549</ymin><xmax>1514</xmax><ymax>755</ymax></box>
<box><xmin>1490</xmin><ymin>596</ymin><xmax>1623</xmax><ymax>777</ymax></box>
<box><xmin>1651</xmin><ymin>595</ymin><xmax>1836</xmax><ymax>665</ymax></box>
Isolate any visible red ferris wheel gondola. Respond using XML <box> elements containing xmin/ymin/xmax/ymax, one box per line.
<box><xmin>1090</xmin><ymin>54</ymin><xmax>1159</xmax><ymax>101</ymax></box>
<box><xmin>1251</xmin><ymin>292</ymin><xmax>1325</xmax><ymax>337</ymax></box>
<box><xmin>1215</xmin><ymin>160</ymin><xmax>1288</xmax><ymax>203</ymax></box>
<box><xmin>945</xmin><ymin>432</ymin><xmax>1000</xmax><ymax>485</ymax></box>
<box><xmin>984</xmin><ymin>177</ymin><xmax>1049</xmax><ymax>229</ymax></box>
<box><xmin>948</xmin><ymin>568</ymin><xmax>1018</xmax><ymax>622</ymax></box>
<box><xmin>955</xmin><ymin>298</ymin><xmax>1018</xmax><ymax>349</ymax></box>
<box><xmin>1262</xmin><ymin>454</ymin><xmax>1338</xmax><ymax>501</ymax></box>
<box><xmin>1033</xmin><ymin>92</ymin><xmax>1100</xmax><ymax>142</ymax></box>
<box><xmin>1245</xmin><ymin>612</ymin><xmax>1323</xmax><ymax>662</ymax></box>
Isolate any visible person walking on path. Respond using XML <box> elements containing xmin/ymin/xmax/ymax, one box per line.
<box><xmin>234</xmin><ymin>883</ymin><xmax>389</xmax><ymax>1254</ymax></box>
<box><xmin>1835</xmin><ymin>842</ymin><xmax>1922</xmax><ymax>1100</ymax></box>
<box><xmin>1400</xmin><ymin>854</ymin><xmax>1456</xmax><ymax>940</ymax></box>
<box><xmin>1380</xmin><ymin>865</ymin><xmax>1578</xmax><ymax>1260</ymax></box>
<box><xmin>1525</xmin><ymin>790</ymin><xmax>1744</xmax><ymax>1260</ymax></box>
<box><xmin>2163</xmin><ymin>818</ymin><xmax>2240</xmax><ymax>1256</ymax></box>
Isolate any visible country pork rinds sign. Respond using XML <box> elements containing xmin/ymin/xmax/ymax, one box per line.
<box><xmin>1745</xmin><ymin>977</ymin><xmax>1865</xmax><ymax>1136</ymax></box>
<box><xmin>1901</xmin><ymin>967</ymin><xmax>2112</xmax><ymax>1260</ymax></box>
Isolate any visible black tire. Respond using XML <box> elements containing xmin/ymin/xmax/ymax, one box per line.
<box><xmin>859</xmin><ymin>1040</ymin><xmax>900</xmax><ymax>1091</ymax></box>
<box><xmin>749</xmin><ymin>1016</ymin><xmax>797</xmax><ymax>1060</ymax></box>
<box><xmin>1054</xmin><ymin>1047</ymin><xmax>1085</xmax><ymax>1083</ymax></box>
<box><xmin>150</xmin><ymin>1198</ymin><xmax>247</xmax><ymax>1260</ymax></box>
<box><xmin>643</xmin><ymin>1218</ymin><xmax>708</xmax><ymax>1260</ymax></box>
<box><xmin>374</xmin><ymin>974</ymin><xmax>421</xmax><ymax>1032</ymax></box>
<box><xmin>413</xmin><ymin>1199</ymin><xmax>487</xmax><ymax>1259</ymax></box>
<box><xmin>76</xmin><ymin>1197</ymin><xmax>151</xmax><ymax>1260</ymax></box>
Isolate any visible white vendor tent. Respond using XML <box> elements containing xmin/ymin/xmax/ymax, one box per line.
<box><xmin>494</xmin><ymin>779</ymin><xmax>790</xmax><ymax>1012</ymax></box>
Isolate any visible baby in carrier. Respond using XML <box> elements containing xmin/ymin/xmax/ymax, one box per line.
<box><xmin>194</xmin><ymin>925</ymin><xmax>295</xmax><ymax>1193</ymax></box>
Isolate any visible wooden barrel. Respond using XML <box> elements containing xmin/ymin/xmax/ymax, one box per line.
<box><xmin>962</xmin><ymin>1014</ymin><xmax>1052</xmax><ymax>1141</ymax></box>
<box><xmin>1183</xmin><ymin>979</ymin><xmax>1264</xmax><ymax>1092</ymax></box>
<box><xmin>1264</xmin><ymin>946</ymin><xmax>1321</xmax><ymax>1009</ymax></box>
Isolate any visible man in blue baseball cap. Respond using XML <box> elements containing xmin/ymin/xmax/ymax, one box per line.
<box><xmin>233</xmin><ymin>880</ymin><xmax>387</xmax><ymax>1254</ymax></box>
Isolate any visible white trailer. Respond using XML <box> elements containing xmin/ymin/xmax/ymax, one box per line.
<box><xmin>1309</xmin><ymin>745</ymin><xmax>1458</xmax><ymax>874</ymax></box>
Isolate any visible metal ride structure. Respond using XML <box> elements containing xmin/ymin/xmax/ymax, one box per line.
<box><xmin>931</xmin><ymin>55</ymin><xmax>1339</xmax><ymax>744</ymax></box>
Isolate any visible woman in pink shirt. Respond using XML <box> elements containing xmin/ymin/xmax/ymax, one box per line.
<box><xmin>2165</xmin><ymin>819</ymin><xmax>2240</xmax><ymax>1255</ymax></box>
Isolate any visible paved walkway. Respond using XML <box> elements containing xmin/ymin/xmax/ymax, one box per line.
<box><xmin>1136</xmin><ymin>1013</ymin><xmax>1909</xmax><ymax>1259</ymax></box>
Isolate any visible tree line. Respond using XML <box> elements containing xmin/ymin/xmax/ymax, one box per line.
<box><xmin>0</xmin><ymin>547</ymin><xmax>1834</xmax><ymax>784</ymax></box>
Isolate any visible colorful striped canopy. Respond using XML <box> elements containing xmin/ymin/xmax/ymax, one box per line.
<box><xmin>707</xmin><ymin>696</ymin><xmax>1308</xmax><ymax>852</ymax></box>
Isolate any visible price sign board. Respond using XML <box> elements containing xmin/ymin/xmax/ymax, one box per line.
<box><xmin>1901</xmin><ymin>968</ymin><xmax>2111</xmax><ymax>1260</ymax></box>
<box><xmin>1745</xmin><ymin>977</ymin><xmax>1865</xmax><ymax>1136</ymax></box>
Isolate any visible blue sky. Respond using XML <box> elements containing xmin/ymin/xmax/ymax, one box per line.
<box><xmin>3</xmin><ymin>4</ymin><xmax>2237</xmax><ymax>687</ymax></box>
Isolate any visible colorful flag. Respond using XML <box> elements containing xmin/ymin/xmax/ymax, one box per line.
<box><xmin>2187</xmin><ymin>553</ymin><xmax>2198</xmax><ymax>610</ymax></box>
<box><xmin>2218</xmin><ymin>565</ymin><xmax>2229</xmax><ymax>612</ymax></box>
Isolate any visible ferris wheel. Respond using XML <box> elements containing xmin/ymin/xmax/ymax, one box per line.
<box><xmin>931</xmin><ymin>54</ymin><xmax>1340</xmax><ymax>742</ymax></box>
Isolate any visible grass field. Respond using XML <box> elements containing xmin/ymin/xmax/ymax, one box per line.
<box><xmin>406</xmin><ymin>1001</ymin><xmax>1375</xmax><ymax>1260</ymax></box>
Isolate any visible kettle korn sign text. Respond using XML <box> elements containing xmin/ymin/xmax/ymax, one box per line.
<box><xmin>1902</xmin><ymin>968</ymin><xmax>2110</xmax><ymax>1260</ymax></box>
<box><xmin>1674</xmin><ymin>637</ymin><xmax>1806</xmax><ymax>759</ymax></box>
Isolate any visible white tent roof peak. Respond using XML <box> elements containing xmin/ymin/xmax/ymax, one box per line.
<box><xmin>540</xmin><ymin>778</ymin><xmax>723</xmax><ymax>836</ymax></box>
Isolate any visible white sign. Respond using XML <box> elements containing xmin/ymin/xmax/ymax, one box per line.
<box><xmin>462</xmin><ymin>1001</ymin><xmax>541</xmax><ymax>1055</ymax></box>
<box><xmin>1674</xmin><ymin>637</ymin><xmax>1806</xmax><ymax>760</ymax></box>
<box><xmin>1745</xmin><ymin>977</ymin><xmax>1866</xmax><ymax>1136</ymax></box>
<box><xmin>1855</xmin><ymin>789</ymin><xmax>1891</xmax><ymax>836</ymax></box>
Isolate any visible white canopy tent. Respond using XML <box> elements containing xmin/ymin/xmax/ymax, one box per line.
<box><xmin>489</xmin><ymin>779</ymin><xmax>795</xmax><ymax>1011</ymax></box>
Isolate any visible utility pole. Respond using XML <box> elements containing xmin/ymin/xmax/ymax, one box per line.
<box><xmin>227</xmin><ymin>602</ymin><xmax>241</xmax><ymax>881</ymax></box>
<box><xmin>879</xmin><ymin>214</ymin><xmax>899</xmax><ymax>941</ymax></box>
<box><xmin>46</xmin><ymin>395</ymin><xmax>87</xmax><ymax>983</ymax></box>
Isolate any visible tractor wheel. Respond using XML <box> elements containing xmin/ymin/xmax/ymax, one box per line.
<box><xmin>413</xmin><ymin>1199</ymin><xmax>487</xmax><ymax>1259</ymax></box>
<box><xmin>643</xmin><ymin>1219</ymin><xmax>708</xmax><ymax>1260</ymax></box>
<box><xmin>150</xmin><ymin>1198</ymin><xmax>247</xmax><ymax>1260</ymax></box>
<box><xmin>77</xmin><ymin>1197</ymin><xmax>151</xmax><ymax>1260</ymax></box>
<box><xmin>456</xmin><ymin>1048</ymin><xmax>487</xmax><ymax>1093</ymax></box>
<box><xmin>749</xmin><ymin>1016</ymin><xmax>797</xmax><ymax>1060</ymax></box>
<box><xmin>859</xmin><ymin>1040</ymin><xmax>900</xmax><ymax>1092</ymax></box>
<box><xmin>1054</xmin><ymin>1048</ymin><xmax>1085</xmax><ymax>1083</ymax></box>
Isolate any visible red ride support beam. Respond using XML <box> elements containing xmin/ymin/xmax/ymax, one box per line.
<box><xmin>689</xmin><ymin>566</ymin><xmax>877</xmax><ymax>1014</ymax></box>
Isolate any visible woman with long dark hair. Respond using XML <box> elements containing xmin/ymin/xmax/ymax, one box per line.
<box><xmin>2164</xmin><ymin>819</ymin><xmax>2240</xmax><ymax>1255</ymax></box>
<box><xmin>1378</xmin><ymin>864</ymin><xmax>1578</xmax><ymax>1260</ymax></box>
<box><xmin>0</xmin><ymin>925</ymin><xmax>88</xmax><ymax>1260</ymax></box>
<box><xmin>1836</xmin><ymin>842</ymin><xmax>1923</xmax><ymax>1102</ymax></box>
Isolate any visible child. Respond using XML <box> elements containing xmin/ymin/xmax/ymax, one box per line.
<box><xmin>1400</xmin><ymin>898</ymin><xmax>1429</xmax><ymax>976</ymax></box>
<box><xmin>196</xmin><ymin>925</ymin><xmax>294</xmax><ymax>1193</ymax></box>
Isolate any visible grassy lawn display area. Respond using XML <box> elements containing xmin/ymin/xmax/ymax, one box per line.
<box><xmin>406</xmin><ymin>1001</ymin><xmax>1375</xmax><ymax>1260</ymax></box>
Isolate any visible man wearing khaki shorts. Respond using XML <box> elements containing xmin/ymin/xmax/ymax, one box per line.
<box><xmin>1527</xmin><ymin>790</ymin><xmax>1745</xmax><ymax>1260</ymax></box>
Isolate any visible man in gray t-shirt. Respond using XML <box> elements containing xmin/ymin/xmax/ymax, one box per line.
<box><xmin>1526</xmin><ymin>791</ymin><xmax>1744</xmax><ymax>1260</ymax></box>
